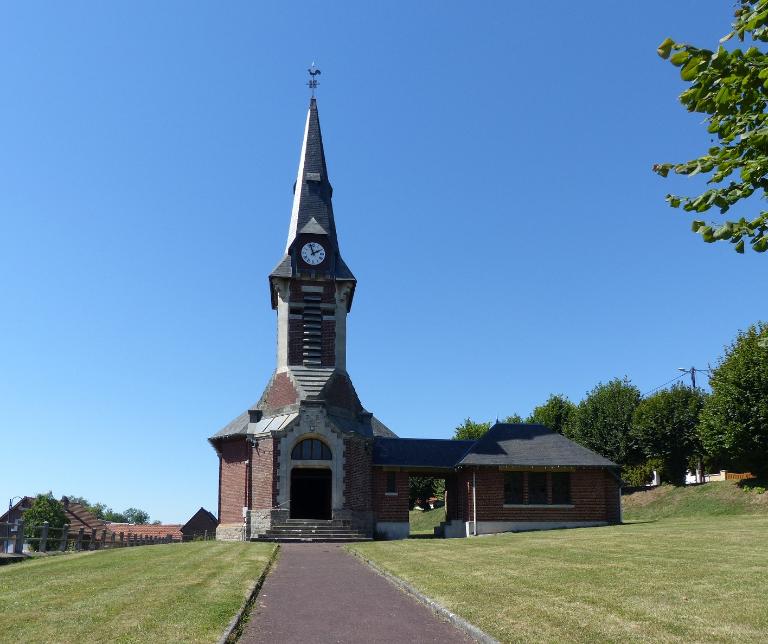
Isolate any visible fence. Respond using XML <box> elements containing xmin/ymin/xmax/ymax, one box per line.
<box><xmin>0</xmin><ymin>521</ymin><xmax>210</xmax><ymax>555</ymax></box>
<box><xmin>724</xmin><ymin>471</ymin><xmax>755</xmax><ymax>481</ymax></box>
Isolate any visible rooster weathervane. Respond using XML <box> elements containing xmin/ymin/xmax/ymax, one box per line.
<box><xmin>307</xmin><ymin>63</ymin><xmax>321</xmax><ymax>97</ymax></box>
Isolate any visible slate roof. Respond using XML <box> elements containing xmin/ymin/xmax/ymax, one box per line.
<box><xmin>373</xmin><ymin>438</ymin><xmax>476</xmax><ymax>469</ymax></box>
<box><xmin>459</xmin><ymin>424</ymin><xmax>618</xmax><ymax>468</ymax></box>
<box><xmin>285</xmin><ymin>97</ymin><xmax>339</xmax><ymax>250</ymax></box>
<box><xmin>210</xmin><ymin>406</ymin><xmax>396</xmax><ymax>442</ymax></box>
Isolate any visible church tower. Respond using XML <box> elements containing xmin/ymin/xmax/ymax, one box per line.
<box><xmin>210</xmin><ymin>96</ymin><xmax>395</xmax><ymax>541</ymax></box>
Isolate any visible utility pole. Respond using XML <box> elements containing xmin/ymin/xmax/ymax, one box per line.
<box><xmin>678</xmin><ymin>366</ymin><xmax>709</xmax><ymax>484</ymax></box>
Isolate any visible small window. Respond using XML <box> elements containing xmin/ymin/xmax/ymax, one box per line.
<box><xmin>386</xmin><ymin>472</ymin><xmax>397</xmax><ymax>494</ymax></box>
<box><xmin>291</xmin><ymin>439</ymin><xmax>331</xmax><ymax>460</ymax></box>
<box><xmin>551</xmin><ymin>472</ymin><xmax>571</xmax><ymax>504</ymax></box>
<box><xmin>528</xmin><ymin>472</ymin><xmax>548</xmax><ymax>504</ymax></box>
<box><xmin>503</xmin><ymin>472</ymin><xmax>524</xmax><ymax>504</ymax></box>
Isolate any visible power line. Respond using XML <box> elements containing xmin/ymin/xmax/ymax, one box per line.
<box><xmin>641</xmin><ymin>372</ymin><xmax>688</xmax><ymax>398</ymax></box>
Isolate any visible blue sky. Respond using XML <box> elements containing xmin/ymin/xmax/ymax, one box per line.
<box><xmin>1</xmin><ymin>2</ymin><xmax>763</xmax><ymax>522</ymax></box>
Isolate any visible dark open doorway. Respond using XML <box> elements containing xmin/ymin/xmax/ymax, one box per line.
<box><xmin>290</xmin><ymin>468</ymin><xmax>332</xmax><ymax>519</ymax></box>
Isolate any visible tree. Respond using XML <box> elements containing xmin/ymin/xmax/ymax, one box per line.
<box><xmin>631</xmin><ymin>384</ymin><xmax>706</xmax><ymax>485</ymax></box>
<box><xmin>502</xmin><ymin>414</ymin><xmax>523</xmax><ymax>424</ymax></box>
<box><xmin>527</xmin><ymin>394</ymin><xmax>576</xmax><ymax>434</ymax></box>
<box><xmin>408</xmin><ymin>477</ymin><xmax>442</xmax><ymax>510</ymax></box>
<box><xmin>123</xmin><ymin>508</ymin><xmax>150</xmax><ymax>524</ymax></box>
<box><xmin>653</xmin><ymin>1</ymin><xmax>768</xmax><ymax>252</ymax></box>
<box><xmin>23</xmin><ymin>493</ymin><xmax>67</xmax><ymax>552</ymax></box>
<box><xmin>452</xmin><ymin>418</ymin><xmax>491</xmax><ymax>440</ymax></box>
<box><xmin>699</xmin><ymin>322</ymin><xmax>768</xmax><ymax>477</ymax></box>
<box><xmin>566</xmin><ymin>378</ymin><xmax>642</xmax><ymax>465</ymax></box>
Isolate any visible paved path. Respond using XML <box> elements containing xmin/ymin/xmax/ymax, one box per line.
<box><xmin>240</xmin><ymin>543</ymin><xmax>471</xmax><ymax>643</ymax></box>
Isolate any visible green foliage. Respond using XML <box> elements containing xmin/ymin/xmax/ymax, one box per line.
<box><xmin>527</xmin><ymin>394</ymin><xmax>576</xmax><ymax>434</ymax></box>
<box><xmin>23</xmin><ymin>493</ymin><xmax>67</xmax><ymax>552</ymax></box>
<box><xmin>654</xmin><ymin>1</ymin><xmax>768</xmax><ymax>252</ymax></box>
<box><xmin>123</xmin><ymin>508</ymin><xmax>150</xmax><ymax>524</ymax></box>
<box><xmin>408</xmin><ymin>477</ymin><xmax>442</xmax><ymax>510</ymax></box>
<box><xmin>632</xmin><ymin>384</ymin><xmax>706</xmax><ymax>485</ymax></box>
<box><xmin>502</xmin><ymin>413</ymin><xmax>523</xmax><ymax>424</ymax></box>
<box><xmin>452</xmin><ymin>418</ymin><xmax>491</xmax><ymax>440</ymax></box>
<box><xmin>622</xmin><ymin>458</ymin><xmax>665</xmax><ymax>487</ymax></box>
<box><xmin>566</xmin><ymin>378</ymin><xmax>641</xmax><ymax>465</ymax></box>
<box><xmin>699</xmin><ymin>322</ymin><xmax>768</xmax><ymax>476</ymax></box>
<box><xmin>66</xmin><ymin>495</ymin><xmax>152</xmax><ymax>524</ymax></box>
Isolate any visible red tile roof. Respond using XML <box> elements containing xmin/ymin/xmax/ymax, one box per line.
<box><xmin>106</xmin><ymin>523</ymin><xmax>183</xmax><ymax>539</ymax></box>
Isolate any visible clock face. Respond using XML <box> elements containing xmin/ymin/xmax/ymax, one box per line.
<box><xmin>301</xmin><ymin>242</ymin><xmax>326</xmax><ymax>266</ymax></box>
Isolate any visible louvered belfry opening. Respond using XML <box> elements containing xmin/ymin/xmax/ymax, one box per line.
<box><xmin>301</xmin><ymin>290</ymin><xmax>323</xmax><ymax>367</ymax></box>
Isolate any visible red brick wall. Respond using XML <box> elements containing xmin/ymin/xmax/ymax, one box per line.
<box><xmin>219</xmin><ymin>439</ymin><xmax>248</xmax><ymax>524</ymax></box>
<box><xmin>251</xmin><ymin>437</ymin><xmax>278</xmax><ymax>510</ymax></box>
<box><xmin>444</xmin><ymin>474</ymin><xmax>460</xmax><ymax>521</ymax></box>
<box><xmin>604</xmin><ymin>471</ymin><xmax>621</xmax><ymax>523</ymax></box>
<box><xmin>263</xmin><ymin>372</ymin><xmax>298</xmax><ymax>411</ymax></box>
<box><xmin>459</xmin><ymin>468</ymin><xmax>620</xmax><ymax>523</ymax></box>
<box><xmin>321</xmin><ymin>319</ymin><xmax>336</xmax><ymax>367</ymax></box>
<box><xmin>372</xmin><ymin>469</ymin><xmax>409</xmax><ymax>522</ymax></box>
<box><xmin>288</xmin><ymin>318</ymin><xmax>303</xmax><ymax>366</ymax></box>
<box><xmin>343</xmin><ymin>439</ymin><xmax>372</xmax><ymax>511</ymax></box>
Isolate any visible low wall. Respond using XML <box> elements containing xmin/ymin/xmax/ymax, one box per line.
<box><xmin>375</xmin><ymin>521</ymin><xmax>409</xmax><ymax>540</ymax></box>
<box><xmin>216</xmin><ymin>523</ymin><xmax>245</xmax><ymax>541</ymax></box>
<box><xmin>467</xmin><ymin>520</ymin><xmax>608</xmax><ymax>536</ymax></box>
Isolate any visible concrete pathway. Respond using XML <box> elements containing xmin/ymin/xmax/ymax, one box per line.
<box><xmin>240</xmin><ymin>543</ymin><xmax>471</xmax><ymax>643</ymax></box>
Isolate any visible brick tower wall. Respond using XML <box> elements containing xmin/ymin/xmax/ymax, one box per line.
<box><xmin>218</xmin><ymin>438</ymin><xmax>248</xmax><ymax>525</ymax></box>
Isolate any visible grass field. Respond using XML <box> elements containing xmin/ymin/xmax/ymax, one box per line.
<box><xmin>353</xmin><ymin>484</ymin><xmax>768</xmax><ymax>643</ymax></box>
<box><xmin>623</xmin><ymin>480</ymin><xmax>767</xmax><ymax>521</ymax></box>
<box><xmin>409</xmin><ymin>507</ymin><xmax>445</xmax><ymax>535</ymax></box>
<box><xmin>0</xmin><ymin>541</ymin><xmax>275</xmax><ymax>644</ymax></box>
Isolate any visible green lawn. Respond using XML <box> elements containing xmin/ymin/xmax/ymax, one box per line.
<box><xmin>409</xmin><ymin>507</ymin><xmax>445</xmax><ymax>535</ymax></box>
<box><xmin>352</xmin><ymin>515</ymin><xmax>768</xmax><ymax>642</ymax></box>
<box><xmin>0</xmin><ymin>541</ymin><xmax>275</xmax><ymax>644</ymax></box>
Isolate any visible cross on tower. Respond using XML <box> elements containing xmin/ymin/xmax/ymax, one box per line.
<box><xmin>307</xmin><ymin>63</ymin><xmax>321</xmax><ymax>96</ymax></box>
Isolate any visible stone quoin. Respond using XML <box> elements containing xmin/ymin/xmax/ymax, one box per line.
<box><xmin>208</xmin><ymin>97</ymin><xmax>622</xmax><ymax>541</ymax></box>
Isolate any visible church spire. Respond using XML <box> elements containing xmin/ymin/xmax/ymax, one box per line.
<box><xmin>269</xmin><ymin>95</ymin><xmax>355</xmax><ymax>309</ymax></box>
<box><xmin>285</xmin><ymin>98</ymin><xmax>338</xmax><ymax>252</ymax></box>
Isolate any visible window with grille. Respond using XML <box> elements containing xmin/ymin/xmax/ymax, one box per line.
<box><xmin>386</xmin><ymin>472</ymin><xmax>397</xmax><ymax>494</ymax></box>
<box><xmin>527</xmin><ymin>472</ymin><xmax>548</xmax><ymax>504</ymax></box>
<box><xmin>551</xmin><ymin>472</ymin><xmax>571</xmax><ymax>504</ymax></box>
<box><xmin>291</xmin><ymin>438</ymin><xmax>331</xmax><ymax>460</ymax></box>
<box><xmin>503</xmin><ymin>472</ymin><xmax>524</xmax><ymax>504</ymax></box>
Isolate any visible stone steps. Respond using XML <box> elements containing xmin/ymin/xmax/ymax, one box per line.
<box><xmin>251</xmin><ymin>519</ymin><xmax>371</xmax><ymax>543</ymax></box>
<box><xmin>251</xmin><ymin>535</ymin><xmax>372</xmax><ymax>543</ymax></box>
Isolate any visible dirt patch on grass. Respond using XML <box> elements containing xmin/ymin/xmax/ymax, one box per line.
<box><xmin>622</xmin><ymin>485</ymin><xmax>671</xmax><ymax>509</ymax></box>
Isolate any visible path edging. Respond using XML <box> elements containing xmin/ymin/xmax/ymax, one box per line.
<box><xmin>218</xmin><ymin>544</ymin><xmax>280</xmax><ymax>644</ymax></box>
<box><xmin>350</xmin><ymin>549</ymin><xmax>499</xmax><ymax>644</ymax></box>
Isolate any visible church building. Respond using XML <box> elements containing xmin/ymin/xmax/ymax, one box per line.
<box><xmin>209</xmin><ymin>96</ymin><xmax>622</xmax><ymax>541</ymax></box>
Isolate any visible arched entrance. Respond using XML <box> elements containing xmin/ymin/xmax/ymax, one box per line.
<box><xmin>290</xmin><ymin>468</ymin><xmax>332</xmax><ymax>519</ymax></box>
<box><xmin>290</xmin><ymin>438</ymin><xmax>333</xmax><ymax>520</ymax></box>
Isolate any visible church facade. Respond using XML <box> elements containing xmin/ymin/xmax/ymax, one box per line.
<box><xmin>209</xmin><ymin>98</ymin><xmax>622</xmax><ymax>541</ymax></box>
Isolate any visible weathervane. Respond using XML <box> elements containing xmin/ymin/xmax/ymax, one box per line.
<box><xmin>307</xmin><ymin>62</ymin><xmax>321</xmax><ymax>97</ymax></box>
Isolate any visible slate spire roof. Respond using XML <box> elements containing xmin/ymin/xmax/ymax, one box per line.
<box><xmin>269</xmin><ymin>97</ymin><xmax>356</xmax><ymax>287</ymax></box>
<box><xmin>285</xmin><ymin>97</ymin><xmax>338</xmax><ymax>251</ymax></box>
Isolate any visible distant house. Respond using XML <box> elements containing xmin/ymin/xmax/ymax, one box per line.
<box><xmin>180</xmin><ymin>508</ymin><xmax>218</xmax><ymax>540</ymax></box>
<box><xmin>106</xmin><ymin>523</ymin><xmax>183</xmax><ymax>540</ymax></box>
